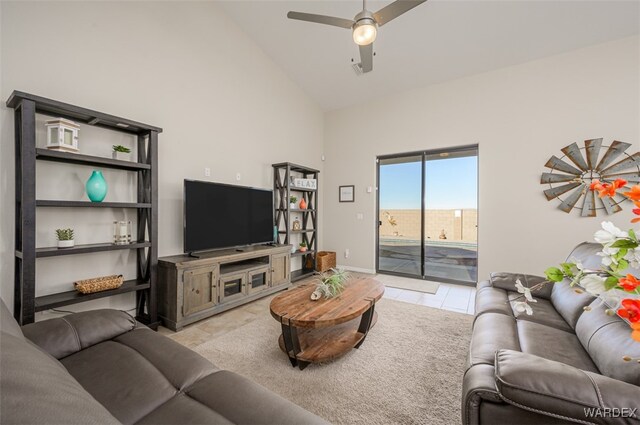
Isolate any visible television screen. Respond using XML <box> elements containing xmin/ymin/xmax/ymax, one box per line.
<box><xmin>184</xmin><ymin>180</ymin><xmax>274</xmax><ymax>253</ymax></box>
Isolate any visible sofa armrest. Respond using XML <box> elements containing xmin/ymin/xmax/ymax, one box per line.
<box><xmin>495</xmin><ymin>350</ymin><xmax>640</xmax><ymax>425</ymax></box>
<box><xmin>489</xmin><ymin>272</ymin><xmax>552</xmax><ymax>299</ymax></box>
<box><xmin>22</xmin><ymin>309</ymin><xmax>136</xmax><ymax>359</ymax></box>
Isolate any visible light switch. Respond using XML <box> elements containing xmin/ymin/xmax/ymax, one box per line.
<box><xmin>356</xmin><ymin>213</ymin><xmax>364</xmax><ymax>220</ymax></box>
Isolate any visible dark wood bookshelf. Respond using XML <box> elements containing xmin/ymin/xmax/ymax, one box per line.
<box><xmin>273</xmin><ymin>163</ymin><xmax>319</xmax><ymax>282</ymax></box>
<box><xmin>31</xmin><ymin>241</ymin><xmax>151</xmax><ymax>258</ymax></box>
<box><xmin>8</xmin><ymin>90</ymin><xmax>161</xmax><ymax>327</ymax></box>
<box><xmin>36</xmin><ymin>148</ymin><xmax>151</xmax><ymax>171</ymax></box>
<box><xmin>35</xmin><ymin>279</ymin><xmax>150</xmax><ymax>312</ymax></box>
<box><xmin>36</xmin><ymin>200</ymin><xmax>152</xmax><ymax>208</ymax></box>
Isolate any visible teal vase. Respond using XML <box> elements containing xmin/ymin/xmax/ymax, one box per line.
<box><xmin>86</xmin><ymin>170</ymin><xmax>107</xmax><ymax>202</ymax></box>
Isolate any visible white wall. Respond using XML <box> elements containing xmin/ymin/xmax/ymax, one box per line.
<box><xmin>0</xmin><ymin>2</ymin><xmax>323</xmax><ymax>314</ymax></box>
<box><xmin>323</xmin><ymin>36</ymin><xmax>639</xmax><ymax>279</ymax></box>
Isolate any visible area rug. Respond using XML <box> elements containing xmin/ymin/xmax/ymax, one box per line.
<box><xmin>193</xmin><ymin>298</ymin><xmax>472</xmax><ymax>424</ymax></box>
<box><xmin>382</xmin><ymin>278</ymin><xmax>439</xmax><ymax>294</ymax></box>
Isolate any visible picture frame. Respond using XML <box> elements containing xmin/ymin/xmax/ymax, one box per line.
<box><xmin>339</xmin><ymin>185</ymin><xmax>355</xmax><ymax>202</ymax></box>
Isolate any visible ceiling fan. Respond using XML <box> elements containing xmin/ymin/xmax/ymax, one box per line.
<box><xmin>287</xmin><ymin>0</ymin><xmax>427</xmax><ymax>74</ymax></box>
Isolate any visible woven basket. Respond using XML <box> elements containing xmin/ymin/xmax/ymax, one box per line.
<box><xmin>316</xmin><ymin>251</ymin><xmax>336</xmax><ymax>273</ymax></box>
<box><xmin>75</xmin><ymin>275</ymin><xmax>124</xmax><ymax>294</ymax></box>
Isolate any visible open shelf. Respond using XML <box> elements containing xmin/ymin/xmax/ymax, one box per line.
<box><xmin>35</xmin><ymin>279</ymin><xmax>150</xmax><ymax>312</ymax></box>
<box><xmin>37</xmin><ymin>200</ymin><xmax>151</xmax><ymax>208</ymax></box>
<box><xmin>277</xmin><ymin>208</ymin><xmax>316</xmax><ymax>213</ymax></box>
<box><xmin>220</xmin><ymin>258</ymin><xmax>269</xmax><ymax>276</ymax></box>
<box><xmin>291</xmin><ymin>250</ymin><xmax>316</xmax><ymax>258</ymax></box>
<box><xmin>291</xmin><ymin>269</ymin><xmax>315</xmax><ymax>282</ymax></box>
<box><xmin>280</xmin><ymin>229</ymin><xmax>316</xmax><ymax>234</ymax></box>
<box><xmin>26</xmin><ymin>241</ymin><xmax>152</xmax><ymax>258</ymax></box>
<box><xmin>36</xmin><ymin>148</ymin><xmax>150</xmax><ymax>171</ymax></box>
<box><xmin>289</xmin><ymin>186</ymin><xmax>316</xmax><ymax>193</ymax></box>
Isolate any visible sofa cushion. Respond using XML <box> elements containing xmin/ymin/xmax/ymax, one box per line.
<box><xmin>550</xmin><ymin>281</ymin><xmax>595</xmax><ymax>329</ymax></box>
<box><xmin>516</xmin><ymin>320</ymin><xmax>599</xmax><ymax>373</ymax></box>
<box><xmin>489</xmin><ymin>273</ymin><xmax>552</xmax><ymax>299</ymax></box>
<box><xmin>508</xmin><ymin>293</ymin><xmax>573</xmax><ymax>333</ymax></box>
<box><xmin>0</xmin><ymin>332</ymin><xmax>119</xmax><ymax>425</ymax></box>
<box><xmin>22</xmin><ymin>308</ymin><xmax>136</xmax><ymax>360</ymax></box>
<box><xmin>469</xmin><ymin>313</ymin><xmax>520</xmax><ymax>367</ymax></box>
<box><xmin>474</xmin><ymin>286</ymin><xmax>512</xmax><ymax>319</ymax></box>
<box><xmin>62</xmin><ymin>339</ymin><xmax>180</xmax><ymax>424</ymax></box>
<box><xmin>575</xmin><ymin>301</ymin><xmax>640</xmax><ymax>386</ymax></box>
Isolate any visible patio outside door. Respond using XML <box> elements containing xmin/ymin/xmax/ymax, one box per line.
<box><xmin>376</xmin><ymin>146</ymin><xmax>478</xmax><ymax>285</ymax></box>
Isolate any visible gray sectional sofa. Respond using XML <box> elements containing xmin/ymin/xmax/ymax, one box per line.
<box><xmin>463</xmin><ymin>242</ymin><xmax>640</xmax><ymax>424</ymax></box>
<box><xmin>0</xmin><ymin>300</ymin><xmax>326</xmax><ymax>424</ymax></box>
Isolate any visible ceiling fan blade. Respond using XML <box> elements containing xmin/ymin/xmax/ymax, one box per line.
<box><xmin>373</xmin><ymin>0</ymin><xmax>427</xmax><ymax>26</ymax></box>
<box><xmin>359</xmin><ymin>43</ymin><xmax>373</xmax><ymax>73</ymax></box>
<box><xmin>287</xmin><ymin>11</ymin><xmax>354</xmax><ymax>29</ymax></box>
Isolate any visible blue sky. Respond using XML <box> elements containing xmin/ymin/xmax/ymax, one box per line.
<box><xmin>379</xmin><ymin>156</ymin><xmax>478</xmax><ymax>209</ymax></box>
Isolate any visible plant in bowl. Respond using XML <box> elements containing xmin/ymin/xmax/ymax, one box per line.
<box><xmin>311</xmin><ymin>268</ymin><xmax>349</xmax><ymax>300</ymax></box>
<box><xmin>299</xmin><ymin>241</ymin><xmax>308</xmax><ymax>252</ymax></box>
<box><xmin>112</xmin><ymin>145</ymin><xmax>131</xmax><ymax>160</ymax></box>
<box><xmin>289</xmin><ymin>196</ymin><xmax>297</xmax><ymax>209</ymax></box>
<box><xmin>56</xmin><ymin>228</ymin><xmax>74</xmax><ymax>248</ymax></box>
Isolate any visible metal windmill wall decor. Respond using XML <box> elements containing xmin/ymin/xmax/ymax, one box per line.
<box><xmin>541</xmin><ymin>139</ymin><xmax>640</xmax><ymax>216</ymax></box>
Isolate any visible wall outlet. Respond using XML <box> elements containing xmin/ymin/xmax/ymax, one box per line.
<box><xmin>345</xmin><ymin>248</ymin><xmax>350</xmax><ymax>259</ymax></box>
<box><xmin>356</xmin><ymin>213</ymin><xmax>363</xmax><ymax>220</ymax></box>
<box><xmin>204</xmin><ymin>167</ymin><xmax>211</xmax><ymax>177</ymax></box>
<box><xmin>236</xmin><ymin>173</ymin><xmax>241</xmax><ymax>181</ymax></box>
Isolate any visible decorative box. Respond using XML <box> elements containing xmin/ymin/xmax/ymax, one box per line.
<box><xmin>45</xmin><ymin>118</ymin><xmax>80</xmax><ymax>152</ymax></box>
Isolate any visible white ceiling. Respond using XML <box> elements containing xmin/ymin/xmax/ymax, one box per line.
<box><xmin>217</xmin><ymin>1</ymin><xmax>640</xmax><ymax>111</ymax></box>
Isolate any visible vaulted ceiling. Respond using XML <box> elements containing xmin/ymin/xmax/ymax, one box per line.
<box><xmin>217</xmin><ymin>0</ymin><xmax>639</xmax><ymax>110</ymax></box>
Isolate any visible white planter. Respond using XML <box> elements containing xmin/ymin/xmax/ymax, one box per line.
<box><xmin>57</xmin><ymin>240</ymin><xmax>75</xmax><ymax>248</ymax></box>
<box><xmin>112</xmin><ymin>151</ymin><xmax>130</xmax><ymax>160</ymax></box>
<box><xmin>290</xmin><ymin>203</ymin><xmax>297</xmax><ymax>210</ymax></box>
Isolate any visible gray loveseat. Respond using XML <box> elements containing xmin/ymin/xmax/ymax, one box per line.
<box><xmin>0</xmin><ymin>300</ymin><xmax>326</xmax><ymax>424</ymax></box>
<box><xmin>463</xmin><ymin>242</ymin><xmax>640</xmax><ymax>425</ymax></box>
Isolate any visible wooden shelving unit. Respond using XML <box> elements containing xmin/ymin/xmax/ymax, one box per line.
<box><xmin>273</xmin><ymin>162</ymin><xmax>319</xmax><ymax>282</ymax></box>
<box><xmin>7</xmin><ymin>91</ymin><xmax>161</xmax><ymax>327</ymax></box>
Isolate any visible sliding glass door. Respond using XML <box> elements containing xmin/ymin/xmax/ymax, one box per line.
<box><xmin>377</xmin><ymin>146</ymin><xmax>478</xmax><ymax>285</ymax></box>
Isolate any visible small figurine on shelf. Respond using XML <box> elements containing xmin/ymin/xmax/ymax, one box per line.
<box><xmin>289</xmin><ymin>196</ymin><xmax>297</xmax><ymax>210</ymax></box>
<box><xmin>292</xmin><ymin>218</ymin><xmax>301</xmax><ymax>231</ymax></box>
<box><xmin>299</xmin><ymin>197</ymin><xmax>307</xmax><ymax>210</ymax></box>
<box><xmin>56</xmin><ymin>228</ymin><xmax>75</xmax><ymax>248</ymax></box>
<box><xmin>299</xmin><ymin>241</ymin><xmax>308</xmax><ymax>252</ymax></box>
<box><xmin>112</xmin><ymin>145</ymin><xmax>131</xmax><ymax>160</ymax></box>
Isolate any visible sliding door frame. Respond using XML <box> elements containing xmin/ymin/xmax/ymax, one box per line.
<box><xmin>375</xmin><ymin>144</ymin><xmax>479</xmax><ymax>286</ymax></box>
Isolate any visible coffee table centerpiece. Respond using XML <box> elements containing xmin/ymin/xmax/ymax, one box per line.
<box><xmin>269</xmin><ymin>275</ymin><xmax>384</xmax><ymax>370</ymax></box>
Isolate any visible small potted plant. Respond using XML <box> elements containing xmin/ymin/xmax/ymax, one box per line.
<box><xmin>289</xmin><ymin>196</ymin><xmax>297</xmax><ymax>210</ymax></box>
<box><xmin>112</xmin><ymin>145</ymin><xmax>131</xmax><ymax>160</ymax></box>
<box><xmin>56</xmin><ymin>228</ymin><xmax>74</xmax><ymax>248</ymax></box>
<box><xmin>299</xmin><ymin>241</ymin><xmax>308</xmax><ymax>252</ymax></box>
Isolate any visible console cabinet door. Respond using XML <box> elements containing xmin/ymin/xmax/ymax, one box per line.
<box><xmin>219</xmin><ymin>272</ymin><xmax>247</xmax><ymax>304</ymax></box>
<box><xmin>183</xmin><ymin>266</ymin><xmax>218</xmax><ymax>317</ymax></box>
<box><xmin>247</xmin><ymin>266</ymin><xmax>271</xmax><ymax>295</ymax></box>
<box><xmin>271</xmin><ymin>253</ymin><xmax>290</xmax><ymax>287</ymax></box>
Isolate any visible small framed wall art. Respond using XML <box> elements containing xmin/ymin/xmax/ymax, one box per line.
<box><xmin>339</xmin><ymin>185</ymin><xmax>355</xmax><ymax>202</ymax></box>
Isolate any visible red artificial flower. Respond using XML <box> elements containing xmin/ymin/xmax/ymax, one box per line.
<box><xmin>632</xmin><ymin>204</ymin><xmax>640</xmax><ymax>224</ymax></box>
<box><xmin>622</xmin><ymin>185</ymin><xmax>640</xmax><ymax>202</ymax></box>
<box><xmin>632</xmin><ymin>323</ymin><xmax>640</xmax><ymax>342</ymax></box>
<box><xmin>618</xmin><ymin>299</ymin><xmax>640</xmax><ymax>323</ymax></box>
<box><xmin>594</xmin><ymin>179</ymin><xmax>627</xmax><ymax>198</ymax></box>
<box><xmin>619</xmin><ymin>274</ymin><xmax>640</xmax><ymax>292</ymax></box>
<box><xmin>590</xmin><ymin>179</ymin><xmax>603</xmax><ymax>191</ymax></box>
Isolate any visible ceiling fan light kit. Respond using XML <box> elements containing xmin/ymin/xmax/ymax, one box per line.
<box><xmin>287</xmin><ymin>0</ymin><xmax>427</xmax><ymax>74</ymax></box>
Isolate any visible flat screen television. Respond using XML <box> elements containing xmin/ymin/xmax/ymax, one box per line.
<box><xmin>184</xmin><ymin>180</ymin><xmax>274</xmax><ymax>253</ymax></box>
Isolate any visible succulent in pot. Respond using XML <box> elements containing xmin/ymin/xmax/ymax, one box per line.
<box><xmin>299</xmin><ymin>241</ymin><xmax>308</xmax><ymax>252</ymax></box>
<box><xmin>289</xmin><ymin>196</ymin><xmax>297</xmax><ymax>210</ymax></box>
<box><xmin>112</xmin><ymin>145</ymin><xmax>131</xmax><ymax>159</ymax></box>
<box><xmin>56</xmin><ymin>228</ymin><xmax>74</xmax><ymax>248</ymax></box>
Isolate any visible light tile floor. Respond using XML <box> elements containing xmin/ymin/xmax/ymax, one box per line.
<box><xmin>160</xmin><ymin>273</ymin><xmax>476</xmax><ymax>347</ymax></box>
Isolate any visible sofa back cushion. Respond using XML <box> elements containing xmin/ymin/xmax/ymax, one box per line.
<box><xmin>575</xmin><ymin>301</ymin><xmax>640</xmax><ymax>385</ymax></box>
<box><xmin>0</xmin><ymin>331</ymin><xmax>120</xmax><ymax>424</ymax></box>
<box><xmin>549</xmin><ymin>242</ymin><xmax>602</xmax><ymax>329</ymax></box>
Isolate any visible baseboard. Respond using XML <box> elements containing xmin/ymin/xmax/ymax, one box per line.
<box><xmin>336</xmin><ymin>265</ymin><xmax>376</xmax><ymax>275</ymax></box>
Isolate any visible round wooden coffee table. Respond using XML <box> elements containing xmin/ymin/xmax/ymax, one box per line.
<box><xmin>269</xmin><ymin>277</ymin><xmax>384</xmax><ymax>370</ymax></box>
